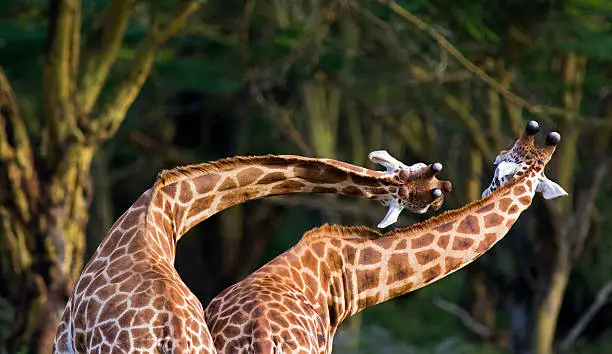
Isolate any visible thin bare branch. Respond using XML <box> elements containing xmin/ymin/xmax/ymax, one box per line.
<box><xmin>78</xmin><ymin>0</ymin><xmax>135</xmax><ymax>113</ymax></box>
<box><xmin>380</xmin><ymin>115</ymin><xmax>425</xmax><ymax>158</ymax></box>
<box><xmin>380</xmin><ymin>1</ymin><xmax>612</xmax><ymax>128</ymax></box>
<box><xmin>128</xmin><ymin>130</ymin><xmax>197</xmax><ymax>165</ymax></box>
<box><xmin>249</xmin><ymin>84</ymin><xmax>314</xmax><ymax>155</ymax></box>
<box><xmin>570</xmin><ymin>158</ymin><xmax>610</xmax><ymax>259</ymax></box>
<box><xmin>88</xmin><ymin>0</ymin><xmax>201</xmax><ymax>144</ymax></box>
<box><xmin>240</xmin><ymin>0</ymin><xmax>256</xmax><ymax>69</ymax></box>
<box><xmin>43</xmin><ymin>0</ymin><xmax>83</xmax><ymax>145</ymax></box>
<box><xmin>559</xmin><ymin>281</ymin><xmax>612</xmax><ymax>352</ymax></box>
<box><xmin>444</xmin><ymin>94</ymin><xmax>494</xmax><ymax>160</ymax></box>
<box><xmin>433</xmin><ymin>296</ymin><xmax>495</xmax><ymax>339</ymax></box>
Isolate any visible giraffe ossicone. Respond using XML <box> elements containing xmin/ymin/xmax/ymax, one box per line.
<box><xmin>368</xmin><ymin>150</ymin><xmax>447</xmax><ymax>228</ymax></box>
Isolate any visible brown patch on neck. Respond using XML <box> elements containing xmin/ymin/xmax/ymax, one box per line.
<box><xmin>437</xmin><ymin>235</ymin><xmax>450</xmax><ymax>249</ymax></box>
<box><xmin>422</xmin><ymin>264</ymin><xmax>442</xmax><ymax>283</ymax></box>
<box><xmin>475</xmin><ymin>233</ymin><xmax>498</xmax><ymax>253</ymax></box>
<box><xmin>457</xmin><ymin>215</ymin><xmax>480</xmax><ymax>234</ymax></box>
<box><xmin>484</xmin><ymin>213</ymin><xmax>504</xmax><ymax>228</ymax></box>
<box><xmin>445</xmin><ymin>256</ymin><xmax>463</xmax><ymax>273</ymax></box>
<box><xmin>236</xmin><ymin>167</ymin><xmax>264</xmax><ymax>186</ymax></box>
<box><xmin>415</xmin><ymin>249</ymin><xmax>440</xmax><ymax>265</ymax></box>
<box><xmin>386</xmin><ymin>254</ymin><xmax>415</xmax><ymax>285</ymax></box>
<box><xmin>256</xmin><ymin>171</ymin><xmax>287</xmax><ymax>184</ymax></box>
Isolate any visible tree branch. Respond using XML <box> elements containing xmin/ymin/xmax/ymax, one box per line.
<box><xmin>570</xmin><ymin>158</ymin><xmax>610</xmax><ymax>259</ymax></box>
<box><xmin>486</xmin><ymin>58</ymin><xmax>503</xmax><ymax>150</ymax></box>
<box><xmin>0</xmin><ymin>207</ymin><xmax>34</xmax><ymax>277</ymax></box>
<box><xmin>78</xmin><ymin>0</ymin><xmax>135</xmax><ymax>113</ymax></box>
<box><xmin>43</xmin><ymin>0</ymin><xmax>82</xmax><ymax>145</ymax></box>
<box><xmin>443</xmin><ymin>94</ymin><xmax>494</xmax><ymax>160</ymax></box>
<box><xmin>379</xmin><ymin>115</ymin><xmax>425</xmax><ymax>158</ymax></box>
<box><xmin>380</xmin><ymin>1</ymin><xmax>612</xmax><ymax>128</ymax></box>
<box><xmin>128</xmin><ymin>130</ymin><xmax>197</xmax><ymax>165</ymax></box>
<box><xmin>433</xmin><ymin>295</ymin><xmax>507</xmax><ymax>347</ymax></box>
<box><xmin>88</xmin><ymin>0</ymin><xmax>201</xmax><ymax>145</ymax></box>
<box><xmin>0</xmin><ymin>68</ymin><xmax>38</xmax><ymax>223</ymax></box>
<box><xmin>249</xmin><ymin>83</ymin><xmax>314</xmax><ymax>155</ymax></box>
<box><xmin>433</xmin><ymin>296</ymin><xmax>495</xmax><ymax>339</ymax></box>
<box><xmin>0</xmin><ymin>70</ymin><xmax>37</xmax><ymax>285</ymax></box>
<box><xmin>559</xmin><ymin>281</ymin><xmax>612</xmax><ymax>352</ymax></box>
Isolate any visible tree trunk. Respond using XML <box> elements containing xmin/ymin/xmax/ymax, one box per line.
<box><xmin>0</xmin><ymin>1</ymin><xmax>201</xmax><ymax>351</ymax></box>
<box><xmin>534</xmin><ymin>259</ymin><xmax>570</xmax><ymax>354</ymax></box>
<box><xmin>532</xmin><ymin>52</ymin><xmax>586</xmax><ymax>354</ymax></box>
<box><xmin>1</xmin><ymin>143</ymin><xmax>94</xmax><ymax>353</ymax></box>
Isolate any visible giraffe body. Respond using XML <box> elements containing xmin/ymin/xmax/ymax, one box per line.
<box><xmin>205</xmin><ymin>122</ymin><xmax>567</xmax><ymax>353</ymax></box>
<box><xmin>53</xmin><ymin>154</ymin><xmax>450</xmax><ymax>353</ymax></box>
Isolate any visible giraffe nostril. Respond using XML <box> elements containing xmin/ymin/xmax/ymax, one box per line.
<box><xmin>526</xmin><ymin>120</ymin><xmax>540</xmax><ymax>135</ymax></box>
<box><xmin>432</xmin><ymin>188</ymin><xmax>442</xmax><ymax>198</ymax></box>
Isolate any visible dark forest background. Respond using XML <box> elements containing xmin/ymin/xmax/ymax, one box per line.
<box><xmin>1</xmin><ymin>0</ymin><xmax>612</xmax><ymax>353</ymax></box>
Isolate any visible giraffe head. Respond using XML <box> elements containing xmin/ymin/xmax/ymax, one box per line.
<box><xmin>369</xmin><ymin>150</ymin><xmax>452</xmax><ymax>228</ymax></box>
<box><xmin>482</xmin><ymin>120</ymin><xmax>568</xmax><ymax>199</ymax></box>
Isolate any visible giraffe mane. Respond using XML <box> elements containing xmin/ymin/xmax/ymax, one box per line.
<box><xmin>302</xmin><ymin>163</ymin><xmax>536</xmax><ymax>241</ymax></box>
<box><xmin>152</xmin><ymin>155</ymin><xmax>302</xmax><ymax>190</ymax></box>
<box><xmin>301</xmin><ymin>224</ymin><xmax>384</xmax><ymax>241</ymax></box>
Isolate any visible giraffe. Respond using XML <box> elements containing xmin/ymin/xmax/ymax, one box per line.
<box><xmin>52</xmin><ymin>153</ymin><xmax>452</xmax><ymax>353</ymax></box>
<box><xmin>204</xmin><ymin>121</ymin><xmax>567</xmax><ymax>354</ymax></box>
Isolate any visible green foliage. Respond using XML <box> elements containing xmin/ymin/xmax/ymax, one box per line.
<box><xmin>0</xmin><ymin>297</ymin><xmax>13</xmax><ymax>349</ymax></box>
<box><xmin>2</xmin><ymin>0</ymin><xmax>612</xmax><ymax>352</ymax></box>
<box><xmin>572</xmin><ymin>330</ymin><xmax>612</xmax><ymax>354</ymax></box>
<box><xmin>156</xmin><ymin>56</ymin><xmax>244</xmax><ymax>94</ymax></box>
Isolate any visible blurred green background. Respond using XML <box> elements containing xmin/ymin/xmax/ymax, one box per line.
<box><xmin>1</xmin><ymin>0</ymin><xmax>612</xmax><ymax>353</ymax></box>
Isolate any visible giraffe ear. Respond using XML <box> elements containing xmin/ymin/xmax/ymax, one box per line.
<box><xmin>377</xmin><ymin>199</ymin><xmax>404</xmax><ymax>228</ymax></box>
<box><xmin>495</xmin><ymin>161</ymin><xmax>519</xmax><ymax>179</ymax></box>
<box><xmin>536</xmin><ymin>176</ymin><xmax>568</xmax><ymax>199</ymax></box>
<box><xmin>481</xmin><ymin>187</ymin><xmax>493</xmax><ymax>198</ymax></box>
<box><xmin>369</xmin><ymin>150</ymin><xmax>404</xmax><ymax>173</ymax></box>
<box><xmin>493</xmin><ymin>150</ymin><xmax>509</xmax><ymax>165</ymax></box>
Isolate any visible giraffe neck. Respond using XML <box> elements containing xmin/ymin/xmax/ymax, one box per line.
<box><xmin>140</xmin><ymin>155</ymin><xmax>403</xmax><ymax>261</ymax></box>
<box><xmin>288</xmin><ymin>164</ymin><xmax>540</xmax><ymax>328</ymax></box>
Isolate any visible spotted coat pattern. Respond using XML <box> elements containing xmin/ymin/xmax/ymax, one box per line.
<box><xmin>205</xmin><ymin>126</ymin><xmax>562</xmax><ymax>354</ymax></box>
<box><xmin>52</xmin><ymin>154</ymin><xmax>451</xmax><ymax>353</ymax></box>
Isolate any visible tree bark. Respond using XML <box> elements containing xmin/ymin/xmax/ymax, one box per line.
<box><xmin>0</xmin><ymin>1</ymin><xmax>201</xmax><ymax>352</ymax></box>
<box><xmin>532</xmin><ymin>52</ymin><xmax>586</xmax><ymax>354</ymax></box>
